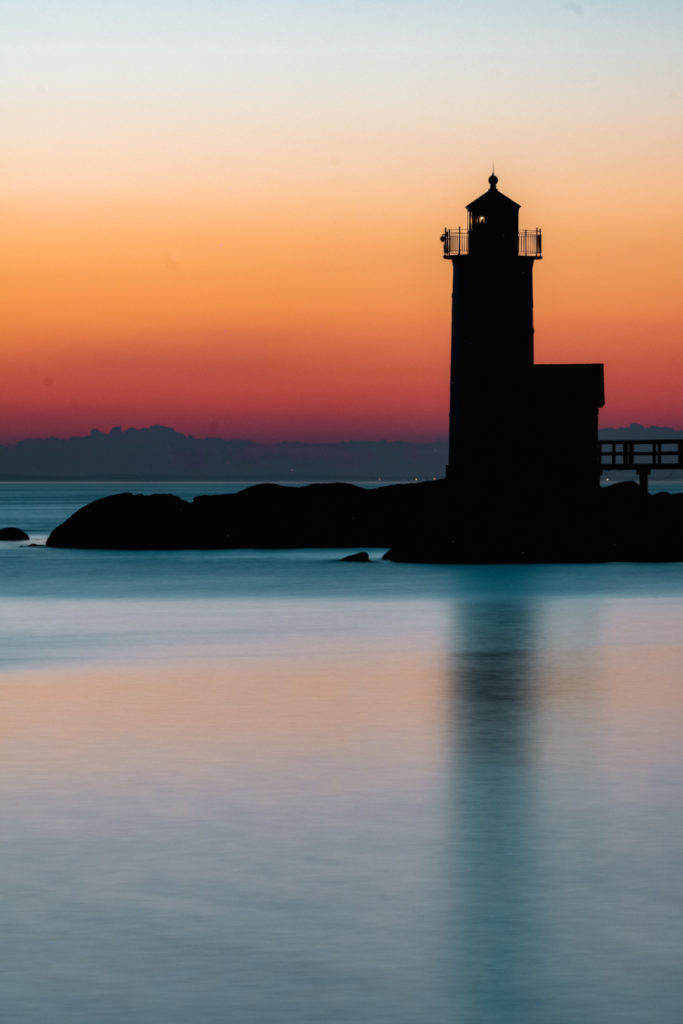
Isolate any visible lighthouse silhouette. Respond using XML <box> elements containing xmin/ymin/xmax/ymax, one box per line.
<box><xmin>442</xmin><ymin>174</ymin><xmax>604</xmax><ymax>504</ymax></box>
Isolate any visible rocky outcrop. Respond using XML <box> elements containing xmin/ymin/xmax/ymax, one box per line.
<box><xmin>384</xmin><ymin>482</ymin><xmax>683</xmax><ymax>562</ymax></box>
<box><xmin>46</xmin><ymin>493</ymin><xmax>199</xmax><ymax>550</ymax></box>
<box><xmin>0</xmin><ymin>527</ymin><xmax>29</xmax><ymax>540</ymax></box>
<box><xmin>44</xmin><ymin>479</ymin><xmax>683</xmax><ymax>563</ymax></box>
<box><xmin>46</xmin><ymin>481</ymin><xmax>445</xmax><ymax>551</ymax></box>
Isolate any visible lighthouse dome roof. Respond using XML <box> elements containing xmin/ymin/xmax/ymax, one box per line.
<box><xmin>466</xmin><ymin>176</ymin><xmax>520</xmax><ymax>213</ymax></box>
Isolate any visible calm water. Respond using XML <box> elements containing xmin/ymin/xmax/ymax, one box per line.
<box><xmin>2</xmin><ymin>482</ymin><xmax>683</xmax><ymax>1023</ymax></box>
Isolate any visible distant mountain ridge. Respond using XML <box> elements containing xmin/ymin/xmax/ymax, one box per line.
<box><xmin>0</xmin><ymin>426</ymin><xmax>449</xmax><ymax>480</ymax></box>
<box><xmin>598</xmin><ymin>423</ymin><xmax>683</xmax><ymax>439</ymax></box>
<box><xmin>0</xmin><ymin>423</ymin><xmax>680</xmax><ymax>481</ymax></box>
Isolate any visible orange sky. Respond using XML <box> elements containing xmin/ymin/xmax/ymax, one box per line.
<box><xmin>1</xmin><ymin>1</ymin><xmax>682</xmax><ymax>442</ymax></box>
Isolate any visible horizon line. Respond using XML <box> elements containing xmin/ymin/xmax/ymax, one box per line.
<box><xmin>2</xmin><ymin>422</ymin><xmax>683</xmax><ymax>446</ymax></box>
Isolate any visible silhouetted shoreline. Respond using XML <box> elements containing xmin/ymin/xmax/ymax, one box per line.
<box><xmin>44</xmin><ymin>479</ymin><xmax>683</xmax><ymax>563</ymax></box>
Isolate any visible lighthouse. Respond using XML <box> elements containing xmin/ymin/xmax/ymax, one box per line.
<box><xmin>442</xmin><ymin>174</ymin><xmax>604</xmax><ymax>500</ymax></box>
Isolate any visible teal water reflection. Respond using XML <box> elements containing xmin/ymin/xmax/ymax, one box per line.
<box><xmin>1</xmin><ymin>543</ymin><xmax>683</xmax><ymax>1022</ymax></box>
<box><xmin>447</xmin><ymin>595</ymin><xmax>683</xmax><ymax>1022</ymax></box>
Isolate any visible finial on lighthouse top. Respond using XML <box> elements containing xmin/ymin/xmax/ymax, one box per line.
<box><xmin>488</xmin><ymin>171</ymin><xmax>498</xmax><ymax>189</ymax></box>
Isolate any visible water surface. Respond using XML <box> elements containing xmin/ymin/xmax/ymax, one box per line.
<box><xmin>1</xmin><ymin>483</ymin><xmax>682</xmax><ymax>1023</ymax></box>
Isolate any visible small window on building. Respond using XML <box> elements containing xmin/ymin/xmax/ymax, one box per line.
<box><xmin>475</xmin><ymin>215</ymin><xmax>485</xmax><ymax>225</ymax></box>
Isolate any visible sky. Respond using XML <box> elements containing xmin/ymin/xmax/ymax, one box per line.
<box><xmin>1</xmin><ymin>0</ymin><xmax>682</xmax><ymax>442</ymax></box>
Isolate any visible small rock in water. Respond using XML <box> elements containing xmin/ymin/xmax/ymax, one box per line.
<box><xmin>340</xmin><ymin>551</ymin><xmax>370</xmax><ymax>562</ymax></box>
<box><xmin>0</xmin><ymin>527</ymin><xmax>29</xmax><ymax>541</ymax></box>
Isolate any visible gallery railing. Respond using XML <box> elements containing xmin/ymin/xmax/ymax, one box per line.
<box><xmin>441</xmin><ymin>228</ymin><xmax>542</xmax><ymax>257</ymax></box>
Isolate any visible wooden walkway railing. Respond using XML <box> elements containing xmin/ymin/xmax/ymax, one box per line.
<box><xmin>600</xmin><ymin>439</ymin><xmax>683</xmax><ymax>492</ymax></box>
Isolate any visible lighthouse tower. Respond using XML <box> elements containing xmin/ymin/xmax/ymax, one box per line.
<box><xmin>442</xmin><ymin>173</ymin><xmax>541</xmax><ymax>484</ymax></box>
<box><xmin>441</xmin><ymin>174</ymin><xmax>603</xmax><ymax>499</ymax></box>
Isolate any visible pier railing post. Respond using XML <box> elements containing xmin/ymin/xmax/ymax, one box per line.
<box><xmin>637</xmin><ymin>466</ymin><xmax>651</xmax><ymax>496</ymax></box>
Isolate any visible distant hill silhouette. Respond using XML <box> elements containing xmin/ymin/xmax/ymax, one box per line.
<box><xmin>0</xmin><ymin>426</ymin><xmax>448</xmax><ymax>480</ymax></box>
<box><xmin>0</xmin><ymin>423</ymin><xmax>680</xmax><ymax>481</ymax></box>
<box><xmin>598</xmin><ymin>423</ymin><xmax>683</xmax><ymax>440</ymax></box>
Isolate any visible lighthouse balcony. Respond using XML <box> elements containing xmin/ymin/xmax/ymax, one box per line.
<box><xmin>441</xmin><ymin>228</ymin><xmax>542</xmax><ymax>258</ymax></box>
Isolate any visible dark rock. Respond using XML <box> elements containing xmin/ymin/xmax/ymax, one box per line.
<box><xmin>46</xmin><ymin>493</ymin><xmax>201</xmax><ymax>549</ymax></box>
<box><xmin>340</xmin><ymin>551</ymin><xmax>370</xmax><ymax>562</ymax></box>
<box><xmin>0</xmin><ymin>527</ymin><xmax>29</xmax><ymax>540</ymax></box>
<box><xmin>385</xmin><ymin>482</ymin><xmax>683</xmax><ymax>563</ymax></box>
<box><xmin>190</xmin><ymin>479</ymin><xmax>446</xmax><ymax>550</ymax></box>
<box><xmin>43</xmin><ymin>478</ymin><xmax>683</xmax><ymax>563</ymax></box>
<box><xmin>46</xmin><ymin>480</ymin><xmax>446</xmax><ymax>551</ymax></box>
